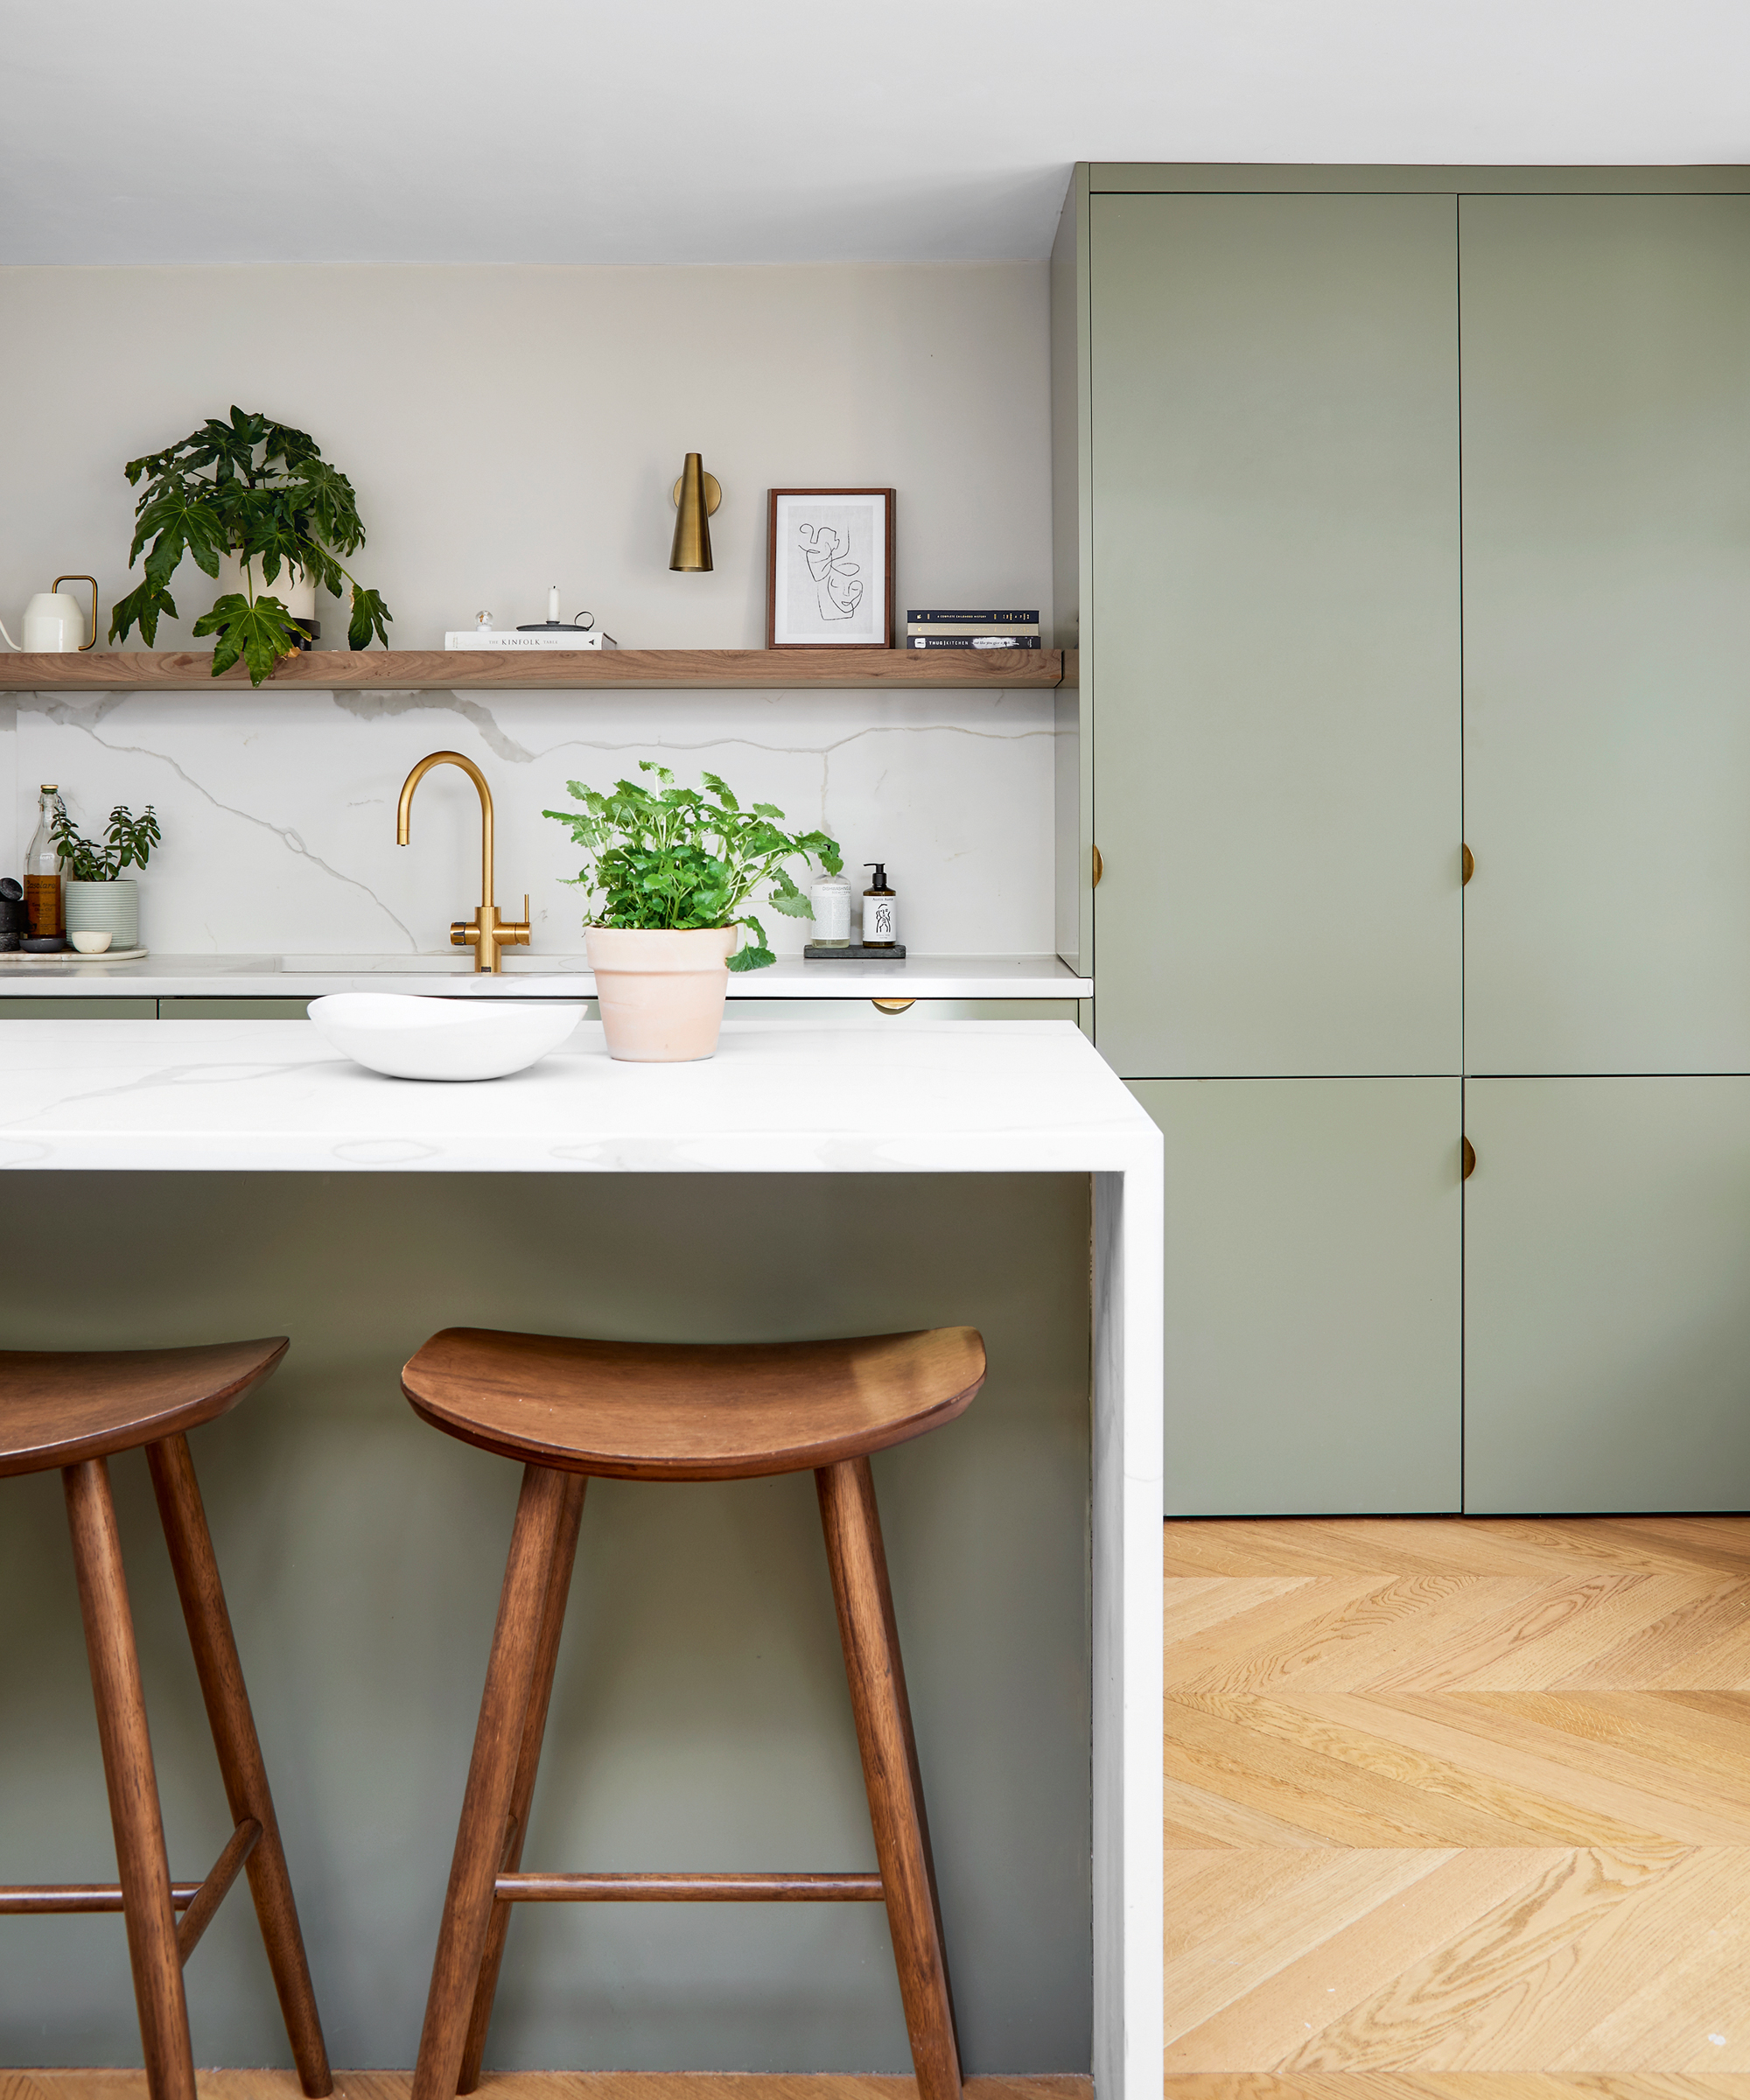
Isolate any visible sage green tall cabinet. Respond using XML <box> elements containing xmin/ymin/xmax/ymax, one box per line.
<box><xmin>1053</xmin><ymin>164</ymin><xmax>1750</xmax><ymax>1516</ymax></box>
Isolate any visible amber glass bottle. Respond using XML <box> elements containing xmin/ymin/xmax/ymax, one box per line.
<box><xmin>24</xmin><ymin>784</ymin><xmax>63</xmax><ymax>938</ymax></box>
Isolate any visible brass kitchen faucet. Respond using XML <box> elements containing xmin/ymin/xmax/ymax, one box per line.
<box><xmin>396</xmin><ymin>751</ymin><xmax>530</xmax><ymax>974</ymax></box>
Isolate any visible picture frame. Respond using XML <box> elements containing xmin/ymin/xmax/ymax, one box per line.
<box><xmin>766</xmin><ymin>488</ymin><xmax>895</xmax><ymax>649</ymax></box>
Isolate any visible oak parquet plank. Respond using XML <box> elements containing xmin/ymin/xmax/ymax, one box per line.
<box><xmin>1181</xmin><ymin>1690</ymin><xmax>1661</xmax><ymax>1849</ymax></box>
<box><xmin>1160</xmin><ymin>2077</ymin><xmax>1750</xmax><ymax>2097</ymax></box>
<box><xmin>1227</xmin><ymin>1582</ymin><xmax>1554</xmax><ymax>1700</ymax></box>
<box><xmin>1418</xmin><ymin>1696</ymin><xmax>1750</xmax><ymax>1847</ymax></box>
<box><xmin>1166</xmin><ymin>1695</ymin><xmax>1562</xmax><ymax>1847</ymax></box>
<box><xmin>1341</xmin><ymin>1690</ymin><xmax>1750</xmax><ymax>1847</ymax></box>
<box><xmin>1288</xmin><ymin>1525</ymin><xmax>1661</xmax><ymax>1582</ymax></box>
<box><xmin>1361</xmin><ymin>1574</ymin><xmax>1680</xmax><ymax>1697</ymax></box>
<box><xmin>1165</xmin><ymin>1852</ymin><xmax>1556</xmax><ymax>2067</ymax></box>
<box><xmin>1455</xmin><ymin>1696</ymin><xmax>1750</xmax><ymax>1816</ymax></box>
<box><xmin>1178</xmin><ymin>1578</ymin><xmax>1497</xmax><ymax>1698</ymax></box>
<box><xmin>1162</xmin><ymin>1851</ymin><xmax>1460</xmax><ymax>2030</ymax></box>
<box><xmin>1552</xmin><ymin>1878</ymin><xmax>1750</xmax><ymax>2073</ymax></box>
<box><xmin>1161</xmin><ymin>1522</ymin><xmax>1395</xmax><ymax>1577</ymax></box>
<box><xmin>1166</xmin><ymin>1576</ymin><xmax>1408</xmax><ymax>1688</ymax></box>
<box><xmin>1550</xmin><ymin>1584</ymin><xmax>1750</xmax><ymax>1691</ymax></box>
<box><xmin>1281</xmin><ymin>1847</ymin><xmax>1732</xmax><ymax>2073</ymax></box>
<box><xmin>1592</xmin><ymin>1521</ymin><xmax>1750</xmax><ymax>1572</ymax></box>
<box><xmin>1163</xmin><ymin>1770</ymin><xmax>1338</xmax><ymax>1849</ymax></box>
<box><xmin>1166</xmin><ymin>1576</ymin><xmax>1323</xmax><ymax>1647</ymax></box>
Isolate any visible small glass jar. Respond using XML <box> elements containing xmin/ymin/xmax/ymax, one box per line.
<box><xmin>809</xmin><ymin>872</ymin><xmax>852</xmax><ymax>947</ymax></box>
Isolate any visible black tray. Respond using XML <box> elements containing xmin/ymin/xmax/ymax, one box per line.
<box><xmin>803</xmin><ymin>942</ymin><xmax>907</xmax><ymax>961</ymax></box>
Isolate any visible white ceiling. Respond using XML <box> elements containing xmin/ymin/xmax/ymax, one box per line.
<box><xmin>6</xmin><ymin>0</ymin><xmax>1747</xmax><ymax>267</ymax></box>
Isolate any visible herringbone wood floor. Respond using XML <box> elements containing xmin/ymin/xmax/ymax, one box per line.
<box><xmin>18</xmin><ymin>1518</ymin><xmax>1750</xmax><ymax>2100</ymax></box>
<box><xmin>1160</xmin><ymin>1514</ymin><xmax>1750</xmax><ymax>2100</ymax></box>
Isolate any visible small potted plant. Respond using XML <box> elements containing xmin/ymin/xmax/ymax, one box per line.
<box><xmin>108</xmin><ymin>406</ymin><xmax>392</xmax><ymax>686</ymax></box>
<box><xmin>51</xmin><ymin>801</ymin><xmax>162</xmax><ymax>953</ymax></box>
<box><xmin>544</xmin><ymin>762</ymin><xmax>841</xmax><ymax>1061</ymax></box>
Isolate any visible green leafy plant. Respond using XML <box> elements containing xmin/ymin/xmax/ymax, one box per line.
<box><xmin>108</xmin><ymin>406</ymin><xmax>392</xmax><ymax>686</ymax></box>
<box><xmin>50</xmin><ymin>801</ymin><xmax>162</xmax><ymax>883</ymax></box>
<box><xmin>543</xmin><ymin>762</ymin><xmax>842</xmax><ymax>971</ymax></box>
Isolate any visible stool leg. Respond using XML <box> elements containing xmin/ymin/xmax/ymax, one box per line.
<box><xmin>816</xmin><ymin>1455</ymin><xmax>962</xmax><ymax>2100</ymax></box>
<box><xmin>457</xmin><ymin>1469</ymin><xmax>586</xmax><ymax>2094</ymax></box>
<box><xmin>415</xmin><ymin>1461</ymin><xmax>578</xmax><ymax>2100</ymax></box>
<box><xmin>63</xmin><ymin>1457</ymin><xmax>197</xmax><ymax>2100</ymax></box>
<box><xmin>145</xmin><ymin>1432</ymin><xmax>333</xmax><ymax>2097</ymax></box>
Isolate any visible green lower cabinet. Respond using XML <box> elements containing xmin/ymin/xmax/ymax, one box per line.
<box><xmin>0</xmin><ymin>998</ymin><xmax>158</xmax><ymax>1019</ymax></box>
<box><xmin>157</xmin><ymin>998</ymin><xmax>313</xmax><ymax>1019</ymax></box>
<box><xmin>1465</xmin><ymin>1077</ymin><xmax>1750</xmax><ymax>1512</ymax></box>
<box><xmin>1130</xmin><ymin>1075</ymin><xmax>1463</xmax><ymax>1516</ymax></box>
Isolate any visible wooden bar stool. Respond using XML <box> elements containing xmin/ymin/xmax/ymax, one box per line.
<box><xmin>402</xmin><ymin>1323</ymin><xmax>986</xmax><ymax>2100</ymax></box>
<box><xmin>0</xmin><ymin>1340</ymin><xmax>332</xmax><ymax>2100</ymax></box>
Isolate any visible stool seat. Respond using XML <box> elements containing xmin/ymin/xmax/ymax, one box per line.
<box><xmin>0</xmin><ymin>1338</ymin><xmax>288</xmax><ymax>1480</ymax></box>
<box><xmin>401</xmin><ymin>1325</ymin><xmax>985</xmax><ymax>1480</ymax></box>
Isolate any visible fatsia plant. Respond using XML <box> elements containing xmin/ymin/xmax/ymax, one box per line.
<box><xmin>543</xmin><ymin>761</ymin><xmax>842</xmax><ymax>971</ymax></box>
<box><xmin>108</xmin><ymin>406</ymin><xmax>392</xmax><ymax>686</ymax></box>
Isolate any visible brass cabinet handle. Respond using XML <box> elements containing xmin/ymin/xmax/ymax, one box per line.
<box><xmin>1462</xmin><ymin>844</ymin><xmax>1474</xmax><ymax>886</ymax></box>
<box><xmin>872</xmin><ymin>998</ymin><xmax>914</xmax><ymax>1015</ymax></box>
<box><xmin>1462</xmin><ymin>1136</ymin><xmax>1476</xmax><ymax>1179</ymax></box>
<box><xmin>1092</xmin><ymin>844</ymin><xmax>1104</xmax><ymax>887</ymax></box>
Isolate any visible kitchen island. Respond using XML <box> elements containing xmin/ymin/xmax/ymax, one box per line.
<box><xmin>0</xmin><ymin>1018</ymin><xmax>1159</xmax><ymax>2095</ymax></box>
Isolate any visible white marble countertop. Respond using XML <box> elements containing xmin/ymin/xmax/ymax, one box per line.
<box><xmin>0</xmin><ymin>951</ymin><xmax>1089</xmax><ymax>1002</ymax></box>
<box><xmin>0</xmin><ymin>1018</ymin><xmax>1148</xmax><ymax>1173</ymax></box>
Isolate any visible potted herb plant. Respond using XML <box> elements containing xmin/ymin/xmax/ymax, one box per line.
<box><xmin>108</xmin><ymin>406</ymin><xmax>392</xmax><ymax>686</ymax></box>
<box><xmin>51</xmin><ymin>801</ymin><xmax>162</xmax><ymax>953</ymax></box>
<box><xmin>544</xmin><ymin>762</ymin><xmax>841</xmax><ymax>1061</ymax></box>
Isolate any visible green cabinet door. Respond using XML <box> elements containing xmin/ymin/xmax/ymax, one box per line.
<box><xmin>1466</xmin><ymin>1078</ymin><xmax>1750</xmax><ymax>1511</ymax></box>
<box><xmin>1089</xmin><ymin>193</ymin><xmax>1462</xmax><ymax>1079</ymax></box>
<box><xmin>1133</xmin><ymin>1076</ymin><xmax>1462</xmax><ymax>1515</ymax></box>
<box><xmin>1462</xmin><ymin>197</ymin><xmax>1750</xmax><ymax>1074</ymax></box>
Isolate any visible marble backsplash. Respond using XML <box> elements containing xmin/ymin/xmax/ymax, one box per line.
<box><xmin>0</xmin><ymin>678</ymin><xmax>1056</xmax><ymax>957</ymax></box>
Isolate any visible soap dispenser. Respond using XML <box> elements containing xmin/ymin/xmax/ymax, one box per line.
<box><xmin>862</xmin><ymin>863</ymin><xmax>898</xmax><ymax>949</ymax></box>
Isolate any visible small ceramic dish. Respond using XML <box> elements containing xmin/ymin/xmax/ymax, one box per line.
<box><xmin>307</xmin><ymin>993</ymin><xmax>591</xmax><ymax>1082</ymax></box>
<box><xmin>69</xmin><ymin>930</ymin><xmax>113</xmax><ymax>954</ymax></box>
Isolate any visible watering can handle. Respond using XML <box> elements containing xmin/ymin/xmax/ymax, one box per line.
<box><xmin>52</xmin><ymin>576</ymin><xmax>100</xmax><ymax>651</ymax></box>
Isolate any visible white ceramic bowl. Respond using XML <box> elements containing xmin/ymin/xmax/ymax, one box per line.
<box><xmin>69</xmin><ymin>930</ymin><xmax>113</xmax><ymax>954</ymax></box>
<box><xmin>307</xmin><ymin>994</ymin><xmax>591</xmax><ymax>1082</ymax></box>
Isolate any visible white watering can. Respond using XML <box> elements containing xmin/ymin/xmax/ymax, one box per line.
<box><xmin>0</xmin><ymin>575</ymin><xmax>98</xmax><ymax>652</ymax></box>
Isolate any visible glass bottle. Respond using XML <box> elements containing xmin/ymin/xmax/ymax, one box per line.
<box><xmin>24</xmin><ymin>784</ymin><xmax>63</xmax><ymax>938</ymax></box>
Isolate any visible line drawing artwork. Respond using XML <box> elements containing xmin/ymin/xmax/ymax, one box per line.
<box><xmin>797</xmin><ymin>522</ymin><xmax>863</xmax><ymax>621</ymax></box>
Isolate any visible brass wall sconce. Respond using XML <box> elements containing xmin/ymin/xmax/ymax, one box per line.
<box><xmin>669</xmin><ymin>453</ymin><xmax>723</xmax><ymax>572</ymax></box>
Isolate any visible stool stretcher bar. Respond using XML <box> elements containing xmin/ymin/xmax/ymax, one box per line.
<box><xmin>496</xmin><ymin>1870</ymin><xmax>886</xmax><ymax>1902</ymax></box>
<box><xmin>0</xmin><ymin>1816</ymin><xmax>261</xmax><ymax>1967</ymax></box>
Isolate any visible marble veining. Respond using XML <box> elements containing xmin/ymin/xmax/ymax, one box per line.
<box><xmin>4</xmin><ymin>682</ymin><xmax>1058</xmax><ymax>960</ymax></box>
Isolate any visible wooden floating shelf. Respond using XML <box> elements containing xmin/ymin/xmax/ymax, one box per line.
<box><xmin>0</xmin><ymin>648</ymin><xmax>1068</xmax><ymax>693</ymax></box>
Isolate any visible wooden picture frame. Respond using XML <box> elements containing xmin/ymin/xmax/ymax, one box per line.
<box><xmin>766</xmin><ymin>488</ymin><xmax>896</xmax><ymax>649</ymax></box>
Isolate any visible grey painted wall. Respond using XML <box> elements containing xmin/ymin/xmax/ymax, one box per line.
<box><xmin>0</xmin><ymin>1171</ymin><xmax>1091</xmax><ymax>2072</ymax></box>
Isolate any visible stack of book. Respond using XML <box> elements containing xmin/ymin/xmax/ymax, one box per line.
<box><xmin>905</xmin><ymin>609</ymin><xmax>1041</xmax><ymax>650</ymax></box>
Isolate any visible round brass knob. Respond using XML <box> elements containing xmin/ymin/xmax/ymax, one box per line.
<box><xmin>1092</xmin><ymin>844</ymin><xmax>1104</xmax><ymax>888</ymax></box>
<box><xmin>1462</xmin><ymin>1137</ymin><xmax>1476</xmax><ymax>1180</ymax></box>
<box><xmin>871</xmin><ymin>998</ymin><xmax>915</xmax><ymax>1015</ymax></box>
<box><xmin>1462</xmin><ymin>844</ymin><xmax>1474</xmax><ymax>886</ymax></box>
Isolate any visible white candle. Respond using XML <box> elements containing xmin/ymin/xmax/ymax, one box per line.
<box><xmin>549</xmin><ymin>584</ymin><xmax>559</xmax><ymax>623</ymax></box>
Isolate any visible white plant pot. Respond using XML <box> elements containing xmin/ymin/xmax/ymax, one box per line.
<box><xmin>214</xmin><ymin>550</ymin><xmax>317</xmax><ymax>620</ymax></box>
<box><xmin>64</xmin><ymin>879</ymin><xmax>139</xmax><ymax>951</ymax></box>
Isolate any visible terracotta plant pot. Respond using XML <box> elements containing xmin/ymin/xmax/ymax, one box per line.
<box><xmin>584</xmin><ymin>925</ymin><xmax>738</xmax><ymax>1061</ymax></box>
